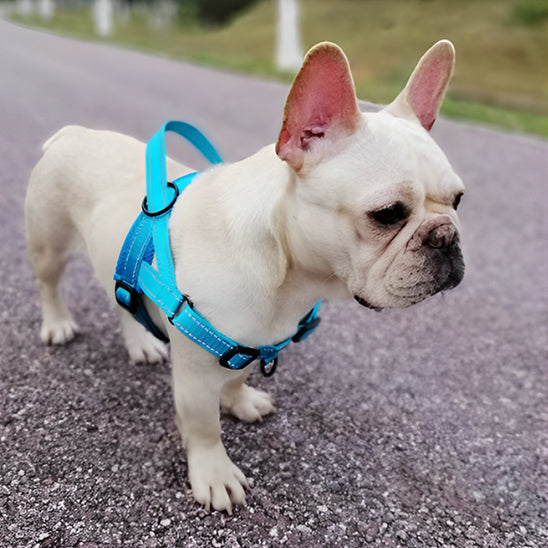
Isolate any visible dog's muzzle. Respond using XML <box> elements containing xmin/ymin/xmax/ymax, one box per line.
<box><xmin>356</xmin><ymin>220</ymin><xmax>464</xmax><ymax>310</ymax></box>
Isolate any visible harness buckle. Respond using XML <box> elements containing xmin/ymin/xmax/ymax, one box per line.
<box><xmin>292</xmin><ymin>315</ymin><xmax>321</xmax><ymax>343</ymax></box>
<box><xmin>114</xmin><ymin>280</ymin><xmax>140</xmax><ymax>314</ymax></box>
<box><xmin>219</xmin><ymin>345</ymin><xmax>260</xmax><ymax>370</ymax></box>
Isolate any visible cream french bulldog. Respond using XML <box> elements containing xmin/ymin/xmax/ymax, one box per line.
<box><xmin>25</xmin><ymin>40</ymin><xmax>464</xmax><ymax>513</ymax></box>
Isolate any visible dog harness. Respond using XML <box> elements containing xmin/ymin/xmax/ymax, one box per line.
<box><xmin>113</xmin><ymin>121</ymin><xmax>321</xmax><ymax>376</ymax></box>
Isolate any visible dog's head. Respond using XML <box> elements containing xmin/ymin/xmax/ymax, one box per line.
<box><xmin>276</xmin><ymin>41</ymin><xmax>465</xmax><ymax>310</ymax></box>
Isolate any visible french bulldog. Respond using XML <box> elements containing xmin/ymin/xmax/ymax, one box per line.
<box><xmin>25</xmin><ymin>40</ymin><xmax>465</xmax><ymax>513</ymax></box>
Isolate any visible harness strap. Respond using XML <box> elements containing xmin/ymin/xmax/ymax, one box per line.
<box><xmin>170</xmin><ymin>300</ymin><xmax>321</xmax><ymax>371</ymax></box>
<box><xmin>114</xmin><ymin>121</ymin><xmax>322</xmax><ymax>374</ymax></box>
<box><xmin>114</xmin><ymin>172</ymin><xmax>199</xmax><ymax>342</ymax></box>
<box><xmin>146</xmin><ymin>121</ymin><xmax>223</xmax><ymax>212</ymax></box>
<box><xmin>145</xmin><ymin>122</ymin><xmax>223</xmax><ymax>290</ymax></box>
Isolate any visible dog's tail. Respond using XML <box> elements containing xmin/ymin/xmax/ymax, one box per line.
<box><xmin>42</xmin><ymin>126</ymin><xmax>83</xmax><ymax>153</ymax></box>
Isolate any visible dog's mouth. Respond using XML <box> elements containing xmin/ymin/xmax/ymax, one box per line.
<box><xmin>354</xmin><ymin>295</ymin><xmax>383</xmax><ymax>312</ymax></box>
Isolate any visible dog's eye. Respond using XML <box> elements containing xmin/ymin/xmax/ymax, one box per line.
<box><xmin>453</xmin><ymin>192</ymin><xmax>463</xmax><ymax>210</ymax></box>
<box><xmin>372</xmin><ymin>203</ymin><xmax>406</xmax><ymax>225</ymax></box>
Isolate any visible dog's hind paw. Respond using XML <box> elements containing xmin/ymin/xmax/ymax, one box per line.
<box><xmin>127</xmin><ymin>331</ymin><xmax>170</xmax><ymax>365</ymax></box>
<box><xmin>41</xmin><ymin>319</ymin><xmax>79</xmax><ymax>345</ymax></box>
<box><xmin>221</xmin><ymin>384</ymin><xmax>275</xmax><ymax>423</ymax></box>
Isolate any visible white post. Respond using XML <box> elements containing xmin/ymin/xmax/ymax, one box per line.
<box><xmin>94</xmin><ymin>0</ymin><xmax>114</xmax><ymax>37</ymax></box>
<box><xmin>17</xmin><ymin>0</ymin><xmax>34</xmax><ymax>16</ymax></box>
<box><xmin>38</xmin><ymin>0</ymin><xmax>55</xmax><ymax>22</ymax></box>
<box><xmin>276</xmin><ymin>0</ymin><xmax>303</xmax><ymax>72</ymax></box>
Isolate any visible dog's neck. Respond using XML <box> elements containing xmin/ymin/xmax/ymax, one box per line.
<box><xmin>169</xmin><ymin>145</ymin><xmax>348</xmax><ymax>345</ymax></box>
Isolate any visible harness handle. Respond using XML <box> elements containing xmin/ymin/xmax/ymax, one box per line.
<box><xmin>144</xmin><ymin>121</ymin><xmax>223</xmax><ymax>288</ymax></box>
<box><xmin>145</xmin><ymin>121</ymin><xmax>223</xmax><ymax>213</ymax></box>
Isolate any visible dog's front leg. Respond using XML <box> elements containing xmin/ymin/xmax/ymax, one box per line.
<box><xmin>169</xmin><ymin>334</ymin><xmax>249</xmax><ymax>514</ymax></box>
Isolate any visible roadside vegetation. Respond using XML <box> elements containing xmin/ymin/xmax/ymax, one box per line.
<box><xmin>8</xmin><ymin>0</ymin><xmax>548</xmax><ymax>138</ymax></box>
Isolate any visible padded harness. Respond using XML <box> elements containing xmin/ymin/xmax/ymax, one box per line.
<box><xmin>113</xmin><ymin>121</ymin><xmax>321</xmax><ymax>376</ymax></box>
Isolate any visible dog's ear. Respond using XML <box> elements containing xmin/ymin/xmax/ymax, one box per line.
<box><xmin>276</xmin><ymin>42</ymin><xmax>361</xmax><ymax>172</ymax></box>
<box><xmin>385</xmin><ymin>40</ymin><xmax>455</xmax><ymax>131</ymax></box>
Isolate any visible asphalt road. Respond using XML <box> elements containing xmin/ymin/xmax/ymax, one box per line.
<box><xmin>1</xmin><ymin>18</ymin><xmax>547</xmax><ymax>548</ymax></box>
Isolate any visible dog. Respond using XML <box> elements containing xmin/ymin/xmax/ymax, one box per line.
<box><xmin>25</xmin><ymin>40</ymin><xmax>465</xmax><ymax>513</ymax></box>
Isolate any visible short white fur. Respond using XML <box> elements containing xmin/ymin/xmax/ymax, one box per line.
<box><xmin>25</xmin><ymin>40</ymin><xmax>464</xmax><ymax>514</ymax></box>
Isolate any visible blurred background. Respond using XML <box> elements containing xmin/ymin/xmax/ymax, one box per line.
<box><xmin>5</xmin><ymin>0</ymin><xmax>548</xmax><ymax>137</ymax></box>
<box><xmin>1</xmin><ymin>5</ymin><xmax>547</xmax><ymax>545</ymax></box>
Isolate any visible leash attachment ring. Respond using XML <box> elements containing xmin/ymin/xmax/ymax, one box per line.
<box><xmin>260</xmin><ymin>357</ymin><xmax>278</xmax><ymax>377</ymax></box>
<box><xmin>142</xmin><ymin>182</ymin><xmax>179</xmax><ymax>217</ymax></box>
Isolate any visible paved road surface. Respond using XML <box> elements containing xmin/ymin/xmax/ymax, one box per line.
<box><xmin>1</xmin><ymin>18</ymin><xmax>547</xmax><ymax>548</ymax></box>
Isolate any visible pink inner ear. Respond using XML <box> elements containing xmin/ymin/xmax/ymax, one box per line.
<box><xmin>276</xmin><ymin>44</ymin><xmax>360</xmax><ymax>170</ymax></box>
<box><xmin>288</xmin><ymin>54</ymin><xmax>358</xmax><ymax>138</ymax></box>
<box><xmin>407</xmin><ymin>51</ymin><xmax>452</xmax><ymax>131</ymax></box>
<box><xmin>301</xmin><ymin>126</ymin><xmax>326</xmax><ymax>150</ymax></box>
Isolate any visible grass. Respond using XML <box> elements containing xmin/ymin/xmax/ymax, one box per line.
<box><xmin>8</xmin><ymin>0</ymin><xmax>548</xmax><ymax>138</ymax></box>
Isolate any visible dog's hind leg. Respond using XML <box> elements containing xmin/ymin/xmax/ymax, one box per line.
<box><xmin>221</xmin><ymin>371</ymin><xmax>275</xmax><ymax>423</ymax></box>
<box><xmin>25</xmin><ymin>207</ymin><xmax>79</xmax><ymax>345</ymax></box>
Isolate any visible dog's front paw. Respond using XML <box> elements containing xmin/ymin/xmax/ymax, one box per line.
<box><xmin>41</xmin><ymin>318</ymin><xmax>79</xmax><ymax>345</ymax></box>
<box><xmin>221</xmin><ymin>384</ymin><xmax>275</xmax><ymax>423</ymax></box>
<box><xmin>187</xmin><ymin>441</ymin><xmax>249</xmax><ymax>514</ymax></box>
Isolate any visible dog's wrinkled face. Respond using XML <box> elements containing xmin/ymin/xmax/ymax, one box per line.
<box><xmin>277</xmin><ymin>40</ymin><xmax>464</xmax><ymax>310</ymax></box>
<box><xmin>312</xmin><ymin>113</ymin><xmax>464</xmax><ymax>310</ymax></box>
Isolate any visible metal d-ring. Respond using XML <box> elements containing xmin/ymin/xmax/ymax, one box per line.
<box><xmin>260</xmin><ymin>357</ymin><xmax>278</xmax><ymax>377</ymax></box>
<box><xmin>141</xmin><ymin>182</ymin><xmax>179</xmax><ymax>217</ymax></box>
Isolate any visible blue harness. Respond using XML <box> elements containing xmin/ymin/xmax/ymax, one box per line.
<box><xmin>113</xmin><ymin>121</ymin><xmax>321</xmax><ymax>376</ymax></box>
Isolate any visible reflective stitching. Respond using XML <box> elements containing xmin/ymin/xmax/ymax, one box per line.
<box><xmin>172</xmin><ymin>319</ymin><xmax>223</xmax><ymax>356</ymax></box>
<box><xmin>129</xmin><ymin>227</ymin><xmax>151</xmax><ymax>282</ymax></box>
<box><xmin>141</xmin><ymin>264</ymin><xmax>182</xmax><ymax>304</ymax></box>
<box><xmin>123</xmin><ymin>220</ymin><xmax>149</xmax><ymax>279</ymax></box>
<box><xmin>139</xmin><ymin>276</ymin><xmax>172</xmax><ymax>313</ymax></box>
<box><xmin>139</xmin><ymin>272</ymin><xmax>184</xmax><ymax>318</ymax></box>
<box><xmin>181</xmin><ymin>307</ymin><xmax>235</xmax><ymax>348</ymax></box>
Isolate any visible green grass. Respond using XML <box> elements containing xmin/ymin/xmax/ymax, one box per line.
<box><xmin>9</xmin><ymin>0</ymin><xmax>548</xmax><ymax>138</ymax></box>
<box><xmin>443</xmin><ymin>97</ymin><xmax>548</xmax><ymax>137</ymax></box>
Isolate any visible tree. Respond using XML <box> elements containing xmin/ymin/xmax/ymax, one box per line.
<box><xmin>178</xmin><ymin>0</ymin><xmax>259</xmax><ymax>26</ymax></box>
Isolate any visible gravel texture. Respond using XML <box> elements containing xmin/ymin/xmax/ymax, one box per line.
<box><xmin>1</xmin><ymin>19</ymin><xmax>547</xmax><ymax>548</ymax></box>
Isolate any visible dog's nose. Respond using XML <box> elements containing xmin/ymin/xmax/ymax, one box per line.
<box><xmin>425</xmin><ymin>223</ymin><xmax>457</xmax><ymax>249</ymax></box>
